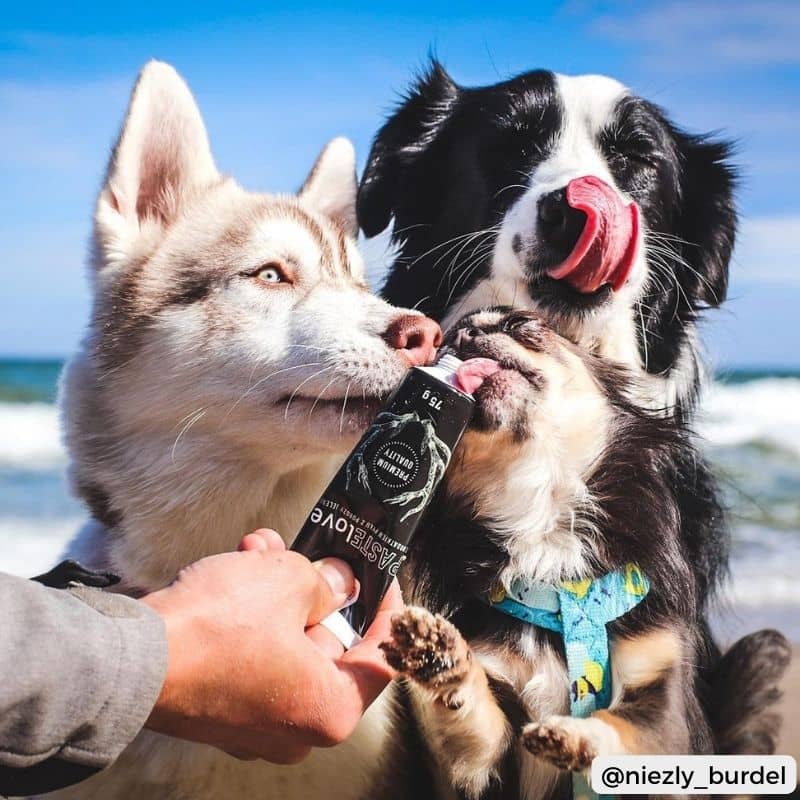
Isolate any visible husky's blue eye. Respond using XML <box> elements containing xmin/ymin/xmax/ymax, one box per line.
<box><xmin>254</xmin><ymin>264</ymin><xmax>286</xmax><ymax>284</ymax></box>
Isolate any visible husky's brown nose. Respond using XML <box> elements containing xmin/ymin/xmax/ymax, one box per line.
<box><xmin>383</xmin><ymin>315</ymin><xmax>442</xmax><ymax>367</ymax></box>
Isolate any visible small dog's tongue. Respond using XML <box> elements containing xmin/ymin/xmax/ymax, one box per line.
<box><xmin>547</xmin><ymin>176</ymin><xmax>640</xmax><ymax>293</ymax></box>
<box><xmin>455</xmin><ymin>358</ymin><xmax>500</xmax><ymax>395</ymax></box>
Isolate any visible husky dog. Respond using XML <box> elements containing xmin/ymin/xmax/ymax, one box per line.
<box><xmin>60</xmin><ymin>61</ymin><xmax>441</xmax><ymax>593</ymax></box>
<box><xmin>49</xmin><ymin>61</ymin><xmax>440</xmax><ymax>799</ymax></box>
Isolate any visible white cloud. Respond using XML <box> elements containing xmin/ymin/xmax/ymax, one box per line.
<box><xmin>733</xmin><ymin>215</ymin><xmax>800</xmax><ymax>284</ymax></box>
<box><xmin>588</xmin><ymin>0</ymin><xmax>800</xmax><ymax>69</ymax></box>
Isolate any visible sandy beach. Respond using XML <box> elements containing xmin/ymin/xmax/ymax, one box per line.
<box><xmin>713</xmin><ymin>606</ymin><xmax>799</xmax><ymax>759</ymax></box>
<box><xmin>778</xmin><ymin>649</ymin><xmax>799</xmax><ymax>758</ymax></box>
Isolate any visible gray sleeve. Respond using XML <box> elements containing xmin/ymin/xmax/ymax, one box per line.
<box><xmin>0</xmin><ymin>571</ymin><xmax>167</xmax><ymax>796</ymax></box>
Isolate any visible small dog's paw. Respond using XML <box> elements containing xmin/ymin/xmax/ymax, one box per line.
<box><xmin>380</xmin><ymin>607</ymin><xmax>470</xmax><ymax>695</ymax></box>
<box><xmin>522</xmin><ymin>716</ymin><xmax>598</xmax><ymax>772</ymax></box>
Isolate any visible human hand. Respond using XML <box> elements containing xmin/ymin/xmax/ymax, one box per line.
<box><xmin>142</xmin><ymin>529</ymin><xmax>402</xmax><ymax>763</ymax></box>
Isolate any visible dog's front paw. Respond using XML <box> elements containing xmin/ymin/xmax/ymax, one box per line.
<box><xmin>522</xmin><ymin>716</ymin><xmax>598</xmax><ymax>772</ymax></box>
<box><xmin>380</xmin><ymin>607</ymin><xmax>471</xmax><ymax>702</ymax></box>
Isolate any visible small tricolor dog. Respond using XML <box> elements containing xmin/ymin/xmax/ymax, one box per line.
<box><xmin>382</xmin><ymin>308</ymin><xmax>789</xmax><ymax>799</ymax></box>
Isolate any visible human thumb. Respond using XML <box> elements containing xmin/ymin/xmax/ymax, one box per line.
<box><xmin>306</xmin><ymin>557</ymin><xmax>359</xmax><ymax>626</ymax></box>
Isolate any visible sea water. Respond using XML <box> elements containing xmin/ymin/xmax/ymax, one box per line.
<box><xmin>2</xmin><ymin>359</ymin><xmax>798</xmax><ymax>638</ymax></box>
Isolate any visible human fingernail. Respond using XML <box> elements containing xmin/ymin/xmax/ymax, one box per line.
<box><xmin>314</xmin><ymin>557</ymin><xmax>356</xmax><ymax>603</ymax></box>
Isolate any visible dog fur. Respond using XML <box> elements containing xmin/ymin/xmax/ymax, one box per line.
<box><xmin>355</xmin><ymin>63</ymin><xmax>776</xmax><ymax>768</ymax></box>
<box><xmin>357</xmin><ymin>61</ymin><xmax>737</xmax><ymax>418</ymax></box>
<box><xmin>382</xmin><ymin>309</ymin><xmax>789</xmax><ymax>799</ymax></box>
<box><xmin>46</xmin><ymin>62</ymin><xmax>787</xmax><ymax>800</ymax></box>
<box><xmin>47</xmin><ymin>61</ymin><xmax>436</xmax><ymax>800</ymax></box>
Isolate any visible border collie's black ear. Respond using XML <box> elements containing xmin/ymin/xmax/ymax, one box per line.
<box><xmin>357</xmin><ymin>60</ymin><xmax>459</xmax><ymax>237</ymax></box>
<box><xmin>673</xmin><ymin>132</ymin><xmax>737</xmax><ymax>308</ymax></box>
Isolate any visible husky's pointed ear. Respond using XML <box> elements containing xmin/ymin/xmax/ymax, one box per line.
<box><xmin>298</xmin><ymin>137</ymin><xmax>358</xmax><ymax>236</ymax></box>
<box><xmin>357</xmin><ymin>60</ymin><xmax>459</xmax><ymax>237</ymax></box>
<box><xmin>94</xmin><ymin>61</ymin><xmax>219</xmax><ymax>270</ymax></box>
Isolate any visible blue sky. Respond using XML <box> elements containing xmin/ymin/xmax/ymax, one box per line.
<box><xmin>0</xmin><ymin>1</ymin><xmax>798</xmax><ymax>366</ymax></box>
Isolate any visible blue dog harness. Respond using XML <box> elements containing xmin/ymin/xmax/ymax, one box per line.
<box><xmin>486</xmin><ymin>563</ymin><xmax>650</xmax><ymax>798</ymax></box>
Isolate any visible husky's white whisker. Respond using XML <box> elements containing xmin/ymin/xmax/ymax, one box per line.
<box><xmin>284</xmin><ymin>365</ymin><xmax>334</xmax><ymax>420</ymax></box>
<box><xmin>170</xmin><ymin>408</ymin><xmax>207</xmax><ymax>464</ymax></box>
<box><xmin>222</xmin><ymin>362</ymin><xmax>322</xmax><ymax>424</ymax></box>
<box><xmin>339</xmin><ymin>380</ymin><xmax>352</xmax><ymax>434</ymax></box>
<box><xmin>309</xmin><ymin>376</ymin><xmax>339</xmax><ymax>418</ymax></box>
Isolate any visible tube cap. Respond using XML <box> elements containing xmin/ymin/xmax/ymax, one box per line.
<box><xmin>436</xmin><ymin>353</ymin><xmax>464</xmax><ymax>374</ymax></box>
<box><xmin>417</xmin><ymin>353</ymin><xmax>471</xmax><ymax>396</ymax></box>
<box><xmin>320</xmin><ymin>611</ymin><xmax>362</xmax><ymax>649</ymax></box>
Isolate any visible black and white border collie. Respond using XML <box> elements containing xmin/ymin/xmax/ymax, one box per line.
<box><xmin>357</xmin><ymin>64</ymin><xmax>788</xmax><ymax>786</ymax></box>
<box><xmin>357</xmin><ymin>61</ymin><xmax>737</xmax><ymax>416</ymax></box>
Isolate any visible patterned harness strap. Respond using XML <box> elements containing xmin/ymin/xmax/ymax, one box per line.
<box><xmin>486</xmin><ymin>563</ymin><xmax>650</xmax><ymax>800</ymax></box>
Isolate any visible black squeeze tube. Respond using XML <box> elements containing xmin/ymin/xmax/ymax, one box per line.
<box><xmin>291</xmin><ymin>354</ymin><xmax>474</xmax><ymax>647</ymax></box>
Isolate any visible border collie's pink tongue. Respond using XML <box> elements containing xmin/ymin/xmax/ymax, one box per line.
<box><xmin>547</xmin><ymin>176</ymin><xmax>640</xmax><ymax>293</ymax></box>
<box><xmin>455</xmin><ymin>358</ymin><xmax>500</xmax><ymax>395</ymax></box>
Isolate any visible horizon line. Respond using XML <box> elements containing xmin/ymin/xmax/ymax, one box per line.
<box><xmin>1</xmin><ymin>354</ymin><xmax>799</xmax><ymax>375</ymax></box>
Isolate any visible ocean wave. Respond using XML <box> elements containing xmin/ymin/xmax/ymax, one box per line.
<box><xmin>724</xmin><ymin>522</ymin><xmax>800</xmax><ymax>607</ymax></box>
<box><xmin>0</xmin><ymin>516</ymin><xmax>80</xmax><ymax>577</ymax></box>
<box><xmin>726</xmin><ymin>575</ymin><xmax>800</xmax><ymax>606</ymax></box>
<box><xmin>2</xmin><ymin>378</ymin><xmax>799</xmax><ymax>470</ymax></box>
<box><xmin>0</xmin><ymin>402</ymin><xmax>65</xmax><ymax>469</ymax></box>
<box><xmin>698</xmin><ymin>377</ymin><xmax>800</xmax><ymax>456</ymax></box>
